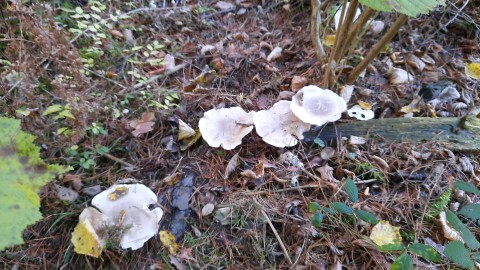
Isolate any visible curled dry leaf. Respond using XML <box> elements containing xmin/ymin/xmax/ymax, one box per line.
<box><xmin>388</xmin><ymin>68</ymin><xmax>414</xmax><ymax>84</ymax></box>
<box><xmin>406</xmin><ymin>54</ymin><xmax>426</xmax><ymax>71</ymax></box>
<box><xmin>199</xmin><ymin>107</ymin><xmax>255</xmax><ymax>150</ymax></box>
<box><xmin>55</xmin><ymin>184</ymin><xmax>79</xmax><ymax>203</ymax></box>
<box><xmin>253</xmin><ymin>100</ymin><xmax>311</xmax><ymax>148</ymax></box>
<box><xmin>201</xmin><ymin>203</ymin><xmax>215</xmax><ymax>216</ymax></box>
<box><xmin>267</xmin><ymin>47</ymin><xmax>282</xmax><ymax>62</ymax></box>
<box><xmin>129</xmin><ymin>112</ymin><xmax>156</xmax><ymax>137</ymax></box>
<box><xmin>291</xmin><ymin>75</ymin><xmax>308</xmax><ymax>92</ymax></box>
<box><xmin>316</xmin><ymin>165</ymin><xmax>338</xmax><ymax>182</ymax></box>
<box><xmin>339</xmin><ymin>85</ymin><xmax>354</xmax><ymax>103</ymax></box>
<box><xmin>224</xmin><ymin>153</ymin><xmax>240</xmax><ymax>179</ymax></box>
<box><xmin>178</xmin><ymin>119</ymin><xmax>196</xmax><ymax>141</ymax></box>
<box><xmin>439</xmin><ymin>211</ymin><xmax>464</xmax><ymax>243</ymax></box>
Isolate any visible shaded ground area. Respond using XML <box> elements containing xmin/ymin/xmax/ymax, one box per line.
<box><xmin>1</xmin><ymin>0</ymin><xmax>480</xmax><ymax>269</ymax></box>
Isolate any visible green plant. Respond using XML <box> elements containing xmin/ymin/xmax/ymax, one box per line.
<box><xmin>68</xmin><ymin>144</ymin><xmax>110</xmax><ymax>170</ymax></box>
<box><xmin>0</xmin><ymin>117</ymin><xmax>71</xmax><ymax>250</ymax></box>
<box><xmin>308</xmin><ymin>178</ymin><xmax>379</xmax><ymax>227</ymax></box>
<box><xmin>311</xmin><ymin>0</ymin><xmax>445</xmax><ymax>87</ymax></box>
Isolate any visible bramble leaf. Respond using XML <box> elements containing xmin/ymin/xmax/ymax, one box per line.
<box><xmin>0</xmin><ymin>117</ymin><xmax>70</xmax><ymax>250</ymax></box>
<box><xmin>444</xmin><ymin>241</ymin><xmax>475</xmax><ymax>269</ymax></box>
<box><xmin>407</xmin><ymin>243</ymin><xmax>440</xmax><ymax>263</ymax></box>
<box><xmin>390</xmin><ymin>253</ymin><xmax>413</xmax><ymax>270</ymax></box>
<box><xmin>359</xmin><ymin>0</ymin><xmax>445</xmax><ymax>17</ymax></box>
<box><xmin>345</xmin><ymin>178</ymin><xmax>358</xmax><ymax>203</ymax></box>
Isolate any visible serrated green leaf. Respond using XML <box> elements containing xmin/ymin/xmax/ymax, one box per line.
<box><xmin>354</xmin><ymin>209</ymin><xmax>378</xmax><ymax>224</ymax></box>
<box><xmin>345</xmin><ymin>178</ymin><xmax>359</xmax><ymax>203</ymax></box>
<box><xmin>308</xmin><ymin>202</ymin><xmax>321</xmax><ymax>213</ymax></box>
<box><xmin>407</xmin><ymin>243</ymin><xmax>440</xmax><ymax>263</ymax></box>
<box><xmin>390</xmin><ymin>253</ymin><xmax>413</xmax><ymax>270</ymax></box>
<box><xmin>311</xmin><ymin>212</ymin><xmax>324</xmax><ymax>228</ymax></box>
<box><xmin>331</xmin><ymin>202</ymin><xmax>353</xmax><ymax>215</ymax></box>
<box><xmin>454</xmin><ymin>181</ymin><xmax>480</xmax><ymax>195</ymax></box>
<box><xmin>43</xmin><ymin>104</ymin><xmax>63</xmax><ymax>116</ymax></box>
<box><xmin>0</xmin><ymin>117</ymin><xmax>71</xmax><ymax>250</ymax></box>
<box><xmin>444</xmin><ymin>241</ymin><xmax>475</xmax><ymax>269</ymax></box>
<box><xmin>458</xmin><ymin>204</ymin><xmax>480</xmax><ymax>225</ymax></box>
<box><xmin>446</xmin><ymin>210</ymin><xmax>480</xmax><ymax>250</ymax></box>
<box><xmin>378</xmin><ymin>242</ymin><xmax>404</xmax><ymax>251</ymax></box>
<box><xmin>358</xmin><ymin>0</ymin><xmax>445</xmax><ymax>17</ymax></box>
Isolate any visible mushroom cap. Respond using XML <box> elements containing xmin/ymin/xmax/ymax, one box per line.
<box><xmin>199</xmin><ymin>107</ymin><xmax>255</xmax><ymax>150</ymax></box>
<box><xmin>91</xmin><ymin>184</ymin><xmax>163</xmax><ymax>250</ymax></box>
<box><xmin>290</xmin><ymin>85</ymin><xmax>347</xmax><ymax>126</ymax></box>
<box><xmin>253</xmin><ymin>100</ymin><xmax>311</xmax><ymax>148</ymax></box>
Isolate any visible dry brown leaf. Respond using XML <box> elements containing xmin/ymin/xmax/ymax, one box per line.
<box><xmin>129</xmin><ymin>112</ymin><xmax>156</xmax><ymax>137</ymax></box>
<box><xmin>224</xmin><ymin>153</ymin><xmax>240</xmax><ymax>180</ymax></box>
<box><xmin>291</xmin><ymin>76</ymin><xmax>308</xmax><ymax>92</ymax></box>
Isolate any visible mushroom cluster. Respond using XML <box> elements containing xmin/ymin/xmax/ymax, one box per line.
<box><xmin>71</xmin><ymin>183</ymin><xmax>163</xmax><ymax>257</ymax></box>
<box><xmin>198</xmin><ymin>85</ymin><xmax>347</xmax><ymax>148</ymax></box>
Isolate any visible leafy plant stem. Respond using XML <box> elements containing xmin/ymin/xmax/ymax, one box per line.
<box><xmin>346</xmin><ymin>13</ymin><xmax>408</xmax><ymax>84</ymax></box>
<box><xmin>323</xmin><ymin>0</ymin><xmax>348</xmax><ymax>88</ymax></box>
<box><xmin>310</xmin><ymin>0</ymin><xmax>326</xmax><ymax>60</ymax></box>
<box><xmin>332</xmin><ymin>0</ymin><xmax>359</xmax><ymax>62</ymax></box>
<box><xmin>342</xmin><ymin>7</ymin><xmax>375</xmax><ymax>59</ymax></box>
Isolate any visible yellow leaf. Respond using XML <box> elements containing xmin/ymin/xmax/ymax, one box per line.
<box><xmin>71</xmin><ymin>220</ymin><xmax>103</xmax><ymax>258</ymax></box>
<box><xmin>178</xmin><ymin>119</ymin><xmax>196</xmax><ymax>141</ymax></box>
<box><xmin>323</xmin><ymin>35</ymin><xmax>336</xmax><ymax>47</ymax></box>
<box><xmin>107</xmin><ymin>186</ymin><xmax>129</xmax><ymax>201</ymax></box>
<box><xmin>465</xmin><ymin>62</ymin><xmax>480</xmax><ymax>79</ymax></box>
<box><xmin>357</xmin><ymin>100</ymin><xmax>373</xmax><ymax>110</ymax></box>
<box><xmin>159</xmin><ymin>230</ymin><xmax>178</xmax><ymax>254</ymax></box>
<box><xmin>400</xmin><ymin>96</ymin><xmax>422</xmax><ymax>114</ymax></box>
<box><xmin>369</xmin><ymin>220</ymin><xmax>402</xmax><ymax>246</ymax></box>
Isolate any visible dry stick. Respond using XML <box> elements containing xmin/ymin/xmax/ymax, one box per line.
<box><xmin>346</xmin><ymin>14</ymin><xmax>408</xmax><ymax>84</ymax></box>
<box><xmin>258</xmin><ymin>205</ymin><xmax>293</xmax><ymax>265</ymax></box>
<box><xmin>323</xmin><ymin>0</ymin><xmax>347</xmax><ymax>88</ymax></box>
<box><xmin>310</xmin><ymin>0</ymin><xmax>326</xmax><ymax>60</ymax></box>
<box><xmin>332</xmin><ymin>0</ymin><xmax>359</xmax><ymax>63</ymax></box>
<box><xmin>340</xmin><ymin>7</ymin><xmax>375</xmax><ymax>60</ymax></box>
<box><xmin>243</xmin><ymin>184</ymin><xmax>320</xmax><ymax>196</ymax></box>
<box><xmin>83</xmin><ymin>145</ymin><xmax>136</xmax><ymax>169</ymax></box>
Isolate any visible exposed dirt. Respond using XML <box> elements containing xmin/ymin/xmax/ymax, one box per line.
<box><xmin>1</xmin><ymin>0</ymin><xmax>480</xmax><ymax>269</ymax></box>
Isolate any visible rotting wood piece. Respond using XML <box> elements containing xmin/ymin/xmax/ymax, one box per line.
<box><xmin>303</xmin><ymin>108</ymin><xmax>480</xmax><ymax>152</ymax></box>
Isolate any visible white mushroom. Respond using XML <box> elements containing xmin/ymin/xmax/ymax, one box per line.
<box><xmin>253</xmin><ymin>100</ymin><xmax>311</xmax><ymax>148</ymax></box>
<box><xmin>199</xmin><ymin>107</ymin><xmax>255</xmax><ymax>150</ymax></box>
<box><xmin>91</xmin><ymin>184</ymin><xmax>163</xmax><ymax>250</ymax></box>
<box><xmin>290</xmin><ymin>85</ymin><xmax>347</xmax><ymax>126</ymax></box>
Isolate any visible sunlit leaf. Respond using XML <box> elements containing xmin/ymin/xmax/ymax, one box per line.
<box><xmin>390</xmin><ymin>253</ymin><xmax>413</xmax><ymax>270</ymax></box>
<box><xmin>159</xmin><ymin>230</ymin><xmax>178</xmax><ymax>254</ymax></box>
<box><xmin>359</xmin><ymin>0</ymin><xmax>445</xmax><ymax>17</ymax></box>
<box><xmin>407</xmin><ymin>243</ymin><xmax>440</xmax><ymax>263</ymax></box>
<box><xmin>465</xmin><ymin>62</ymin><xmax>480</xmax><ymax>80</ymax></box>
<box><xmin>370</xmin><ymin>220</ymin><xmax>402</xmax><ymax>246</ymax></box>
<box><xmin>444</xmin><ymin>241</ymin><xmax>476</xmax><ymax>269</ymax></box>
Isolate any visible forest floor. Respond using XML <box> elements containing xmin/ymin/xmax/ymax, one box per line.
<box><xmin>1</xmin><ymin>0</ymin><xmax>480</xmax><ymax>269</ymax></box>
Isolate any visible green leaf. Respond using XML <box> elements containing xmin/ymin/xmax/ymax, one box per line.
<box><xmin>458</xmin><ymin>204</ymin><xmax>480</xmax><ymax>224</ymax></box>
<box><xmin>390</xmin><ymin>253</ymin><xmax>413</xmax><ymax>270</ymax></box>
<box><xmin>454</xmin><ymin>181</ymin><xmax>480</xmax><ymax>195</ymax></box>
<box><xmin>446</xmin><ymin>210</ymin><xmax>480</xmax><ymax>250</ymax></box>
<box><xmin>444</xmin><ymin>241</ymin><xmax>475</xmax><ymax>269</ymax></box>
<box><xmin>407</xmin><ymin>243</ymin><xmax>440</xmax><ymax>263</ymax></box>
<box><xmin>331</xmin><ymin>202</ymin><xmax>353</xmax><ymax>215</ymax></box>
<box><xmin>311</xmin><ymin>213</ymin><xmax>324</xmax><ymax>228</ymax></box>
<box><xmin>354</xmin><ymin>209</ymin><xmax>378</xmax><ymax>224</ymax></box>
<box><xmin>345</xmin><ymin>178</ymin><xmax>359</xmax><ymax>203</ymax></box>
<box><xmin>0</xmin><ymin>117</ymin><xmax>71</xmax><ymax>250</ymax></box>
<box><xmin>308</xmin><ymin>202</ymin><xmax>321</xmax><ymax>213</ymax></box>
<box><xmin>358</xmin><ymin>0</ymin><xmax>445</xmax><ymax>17</ymax></box>
<box><xmin>378</xmin><ymin>242</ymin><xmax>404</xmax><ymax>251</ymax></box>
<box><xmin>43</xmin><ymin>104</ymin><xmax>63</xmax><ymax>116</ymax></box>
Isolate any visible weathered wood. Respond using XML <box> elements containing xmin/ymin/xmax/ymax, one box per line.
<box><xmin>303</xmin><ymin>110</ymin><xmax>480</xmax><ymax>152</ymax></box>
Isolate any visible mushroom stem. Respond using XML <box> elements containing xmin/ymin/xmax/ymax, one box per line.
<box><xmin>346</xmin><ymin>14</ymin><xmax>408</xmax><ymax>84</ymax></box>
